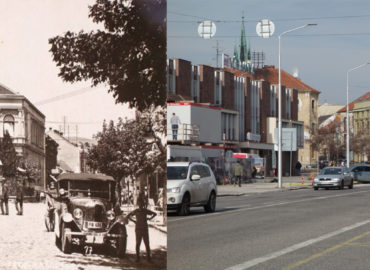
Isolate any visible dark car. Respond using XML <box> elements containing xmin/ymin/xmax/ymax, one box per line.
<box><xmin>350</xmin><ymin>165</ymin><xmax>370</xmax><ymax>183</ymax></box>
<box><xmin>46</xmin><ymin>173</ymin><xmax>127</xmax><ymax>257</ymax></box>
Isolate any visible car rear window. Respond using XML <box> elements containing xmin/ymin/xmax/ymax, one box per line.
<box><xmin>167</xmin><ymin>166</ymin><xmax>189</xmax><ymax>180</ymax></box>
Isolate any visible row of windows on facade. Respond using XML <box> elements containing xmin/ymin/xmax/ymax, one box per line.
<box><xmin>1</xmin><ymin>114</ymin><xmax>44</xmax><ymax>148</ymax></box>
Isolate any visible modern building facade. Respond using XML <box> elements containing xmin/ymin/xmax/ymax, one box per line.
<box><xmin>167</xmin><ymin>59</ymin><xmax>311</xmax><ymax>177</ymax></box>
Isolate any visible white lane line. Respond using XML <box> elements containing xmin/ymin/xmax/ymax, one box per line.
<box><xmin>224</xmin><ymin>219</ymin><xmax>370</xmax><ymax>270</ymax></box>
<box><xmin>168</xmin><ymin>190</ymin><xmax>368</xmax><ymax>223</ymax></box>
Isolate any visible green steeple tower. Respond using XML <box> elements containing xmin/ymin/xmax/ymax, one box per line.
<box><xmin>239</xmin><ymin>15</ymin><xmax>247</xmax><ymax>63</ymax></box>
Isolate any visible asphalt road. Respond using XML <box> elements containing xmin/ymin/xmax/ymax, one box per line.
<box><xmin>168</xmin><ymin>185</ymin><xmax>370</xmax><ymax>270</ymax></box>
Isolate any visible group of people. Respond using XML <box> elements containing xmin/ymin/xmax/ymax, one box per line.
<box><xmin>0</xmin><ymin>177</ymin><xmax>24</xmax><ymax>215</ymax></box>
<box><xmin>232</xmin><ymin>161</ymin><xmax>258</xmax><ymax>187</ymax></box>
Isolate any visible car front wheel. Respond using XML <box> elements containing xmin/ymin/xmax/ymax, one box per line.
<box><xmin>339</xmin><ymin>181</ymin><xmax>344</xmax><ymax>190</ymax></box>
<box><xmin>111</xmin><ymin>226</ymin><xmax>127</xmax><ymax>258</ymax></box>
<box><xmin>204</xmin><ymin>192</ymin><xmax>216</xmax><ymax>213</ymax></box>
<box><xmin>349</xmin><ymin>180</ymin><xmax>354</xmax><ymax>189</ymax></box>
<box><xmin>178</xmin><ymin>194</ymin><xmax>190</xmax><ymax>216</ymax></box>
<box><xmin>61</xmin><ymin>223</ymin><xmax>72</xmax><ymax>254</ymax></box>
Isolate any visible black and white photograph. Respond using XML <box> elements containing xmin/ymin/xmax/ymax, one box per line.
<box><xmin>0</xmin><ymin>0</ymin><xmax>167</xmax><ymax>269</ymax></box>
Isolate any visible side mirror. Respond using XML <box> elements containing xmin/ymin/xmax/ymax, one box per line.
<box><xmin>191</xmin><ymin>174</ymin><xmax>201</xmax><ymax>181</ymax></box>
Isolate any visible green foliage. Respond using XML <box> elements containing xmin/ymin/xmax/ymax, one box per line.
<box><xmin>87</xmin><ymin>106</ymin><xmax>166</xmax><ymax>181</ymax></box>
<box><xmin>49</xmin><ymin>0</ymin><xmax>166</xmax><ymax>111</ymax></box>
<box><xmin>0</xmin><ymin>131</ymin><xmax>17</xmax><ymax>177</ymax></box>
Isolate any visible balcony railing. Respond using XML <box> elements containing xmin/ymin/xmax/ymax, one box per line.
<box><xmin>167</xmin><ymin>123</ymin><xmax>200</xmax><ymax>144</ymax></box>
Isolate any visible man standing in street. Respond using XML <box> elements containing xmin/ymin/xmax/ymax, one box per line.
<box><xmin>233</xmin><ymin>160</ymin><xmax>243</xmax><ymax>187</ymax></box>
<box><xmin>127</xmin><ymin>198</ymin><xmax>157</xmax><ymax>262</ymax></box>
<box><xmin>170</xmin><ymin>113</ymin><xmax>181</xmax><ymax>140</ymax></box>
<box><xmin>0</xmin><ymin>178</ymin><xmax>9</xmax><ymax>215</ymax></box>
<box><xmin>295</xmin><ymin>161</ymin><xmax>302</xmax><ymax>176</ymax></box>
<box><xmin>15</xmin><ymin>179</ymin><xmax>24</xmax><ymax>215</ymax></box>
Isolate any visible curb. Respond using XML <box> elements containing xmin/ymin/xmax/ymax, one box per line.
<box><xmin>217</xmin><ymin>185</ymin><xmax>311</xmax><ymax>197</ymax></box>
<box><xmin>149</xmin><ymin>224</ymin><xmax>167</xmax><ymax>234</ymax></box>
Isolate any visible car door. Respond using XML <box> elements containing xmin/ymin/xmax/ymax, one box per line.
<box><xmin>189</xmin><ymin>165</ymin><xmax>202</xmax><ymax>203</ymax></box>
<box><xmin>198</xmin><ymin>165</ymin><xmax>211</xmax><ymax>202</ymax></box>
<box><xmin>363</xmin><ymin>166</ymin><xmax>370</xmax><ymax>182</ymax></box>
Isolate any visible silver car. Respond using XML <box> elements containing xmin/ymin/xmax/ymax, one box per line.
<box><xmin>313</xmin><ymin>167</ymin><xmax>354</xmax><ymax>190</ymax></box>
<box><xmin>350</xmin><ymin>165</ymin><xmax>370</xmax><ymax>183</ymax></box>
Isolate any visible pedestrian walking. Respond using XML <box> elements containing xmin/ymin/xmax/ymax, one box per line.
<box><xmin>295</xmin><ymin>161</ymin><xmax>302</xmax><ymax>176</ymax></box>
<box><xmin>127</xmin><ymin>199</ymin><xmax>157</xmax><ymax>262</ymax></box>
<box><xmin>233</xmin><ymin>160</ymin><xmax>243</xmax><ymax>187</ymax></box>
<box><xmin>0</xmin><ymin>178</ymin><xmax>9</xmax><ymax>215</ymax></box>
<box><xmin>252</xmin><ymin>166</ymin><xmax>257</xmax><ymax>178</ymax></box>
<box><xmin>15</xmin><ymin>179</ymin><xmax>24</xmax><ymax>215</ymax></box>
<box><xmin>170</xmin><ymin>113</ymin><xmax>181</xmax><ymax>140</ymax></box>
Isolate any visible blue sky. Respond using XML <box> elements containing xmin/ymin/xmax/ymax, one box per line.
<box><xmin>168</xmin><ymin>0</ymin><xmax>370</xmax><ymax>105</ymax></box>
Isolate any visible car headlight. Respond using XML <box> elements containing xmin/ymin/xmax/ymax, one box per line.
<box><xmin>314</xmin><ymin>178</ymin><xmax>319</xmax><ymax>182</ymax></box>
<box><xmin>73</xmin><ymin>208</ymin><xmax>83</xmax><ymax>219</ymax></box>
<box><xmin>107</xmin><ymin>210</ymin><xmax>115</xmax><ymax>221</ymax></box>
<box><xmin>167</xmin><ymin>187</ymin><xmax>181</xmax><ymax>193</ymax></box>
<box><xmin>332</xmin><ymin>178</ymin><xmax>340</xmax><ymax>181</ymax></box>
<box><xmin>62</xmin><ymin>213</ymin><xmax>73</xmax><ymax>223</ymax></box>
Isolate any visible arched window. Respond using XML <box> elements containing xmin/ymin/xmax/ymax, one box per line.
<box><xmin>3</xmin><ymin>114</ymin><xmax>15</xmax><ymax>137</ymax></box>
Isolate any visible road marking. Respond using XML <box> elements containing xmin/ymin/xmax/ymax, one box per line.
<box><xmin>224</xmin><ymin>220</ymin><xmax>370</xmax><ymax>270</ymax></box>
<box><xmin>283</xmin><ymin>231</ymin><xmax>370</xmax><ymax>270</ymax></box>
<box><xmin>168</xmin><ymin>190</ymin><xmax>368</xmax><ymax>223</ymax></box>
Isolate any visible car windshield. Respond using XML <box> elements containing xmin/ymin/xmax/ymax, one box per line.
<box><xmin>321</xmin><ymin>168</ymin><xmax>342</xmax><ymax>175</ymax></box>
<box><xmin>167</xmin><ymin>166</ymin><xmax>188</xmax><ymax>180</ymax></box>
<box><xmin>60</xmin><ymin>180</ymin><xmax>113</xmax><ymax>199</ymax></box>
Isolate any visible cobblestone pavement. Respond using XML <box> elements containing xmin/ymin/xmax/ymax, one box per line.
<box><xmin>0</xmin><ymin>201</ymin><xmax>166</xmax><ymax>270</ymax></box>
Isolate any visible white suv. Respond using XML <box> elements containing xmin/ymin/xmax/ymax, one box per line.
<box><xmin>167</xmin><ymin>162</ymin><xmax>217</xmax><ymax>216</ymax></box>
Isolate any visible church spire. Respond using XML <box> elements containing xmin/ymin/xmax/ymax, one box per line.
<box><xmin>239</xmin><ymin>15</ymin><xmax>247</xmax><ymax>64</ymax></box>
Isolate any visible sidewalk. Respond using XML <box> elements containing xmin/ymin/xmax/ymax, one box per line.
<box><xmin>218</xmin><ymin>176</ymin><xmax>313</xmax><ymax>196</ymax></box>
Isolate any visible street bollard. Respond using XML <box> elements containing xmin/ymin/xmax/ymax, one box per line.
<box><xmin>301</xmin><ymin>174</ymin><xmax>304</xmax><ymax>185</ymax></box>
<box><xmin>311</xmin><ymin>175</ymin><xmax>314</xmax><ymax>186</ymax></box>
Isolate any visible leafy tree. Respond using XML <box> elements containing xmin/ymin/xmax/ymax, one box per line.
<box><xmin>87</xmin><ymin>106</ymin><xmax>166</xmax><ymax>182</ymax></box>
<box><xmin>0</xmin><ymin>131</ymin><xmax>17</xmax><ymax>177</ymax></box>
<box><xmin>49</xmin><ymin>0</ymin><xmax>166</xmax><ymax>111</ymax></box>
<box><xmin>310</xmin><ymin>123</ymin><xmax>345</xmax><ymax>161</ymax></box>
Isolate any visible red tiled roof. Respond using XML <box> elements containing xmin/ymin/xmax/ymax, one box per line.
<box><xmin>337</xmin><ymin>92</ymin><xmax>370</xmax><ymax>113</ymax></box>
<box><xmin>254</xmin><ymin>65</ymin><xmax>321</xmax><ymax>93</ymax></box>
<box><xmin>224</xmin><ymin>68</ymin><xmax>254</xmax><ymax>79</ymax></box>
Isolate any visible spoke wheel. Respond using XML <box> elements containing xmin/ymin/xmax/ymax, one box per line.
<box><xmin>61</xmin><ymin>223</ymin><xmax>72</xmax><ymax>254</ymax></box>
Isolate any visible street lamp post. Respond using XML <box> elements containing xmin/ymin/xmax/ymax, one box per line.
<box><xmin>278</xmin><ymin>24</ymin><xmax>317</xmax><ymax>189</ymax></box>
<box><xmin>346</xmin><ymin>62</ymin><xmax>370</xmax><ymax>168</ymax></box>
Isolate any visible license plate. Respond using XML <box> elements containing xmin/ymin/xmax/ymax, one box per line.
<box><xmin>87</xmin><ymin>221</ymin><xmax>103</xmax><ymax>229</ymax></box>
<box><xmin>86</xmin><ymin>235</ymin><xmax>104</xmax><ymax>244</ymax></box>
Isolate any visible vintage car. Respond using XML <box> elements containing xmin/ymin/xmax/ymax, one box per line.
<box><xmin>45</xmin><ymin>173</ymin><xmax>127</xmax><ymax>257</ymax></box>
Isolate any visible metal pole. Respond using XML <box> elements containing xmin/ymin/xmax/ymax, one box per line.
<box><xmin>346</xmin><ymin>62</ymin><xmax>369</xmax><ymax>168</ymax></box>
<box><xmin>278</xmin><ymin>35</ymin><xmax>282</xmax><ymax>188</ymax></box>
<box><xmin>277</xmin><ymin>24</ymin><xmax>317</xmax><ymax>189</ymax></box>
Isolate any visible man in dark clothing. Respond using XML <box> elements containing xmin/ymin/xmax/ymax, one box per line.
<box><xmin>295</xmin><ymin>161</ymin><xmax>302</xmax><ymax>176</ymax></box>
<box><xmin>15</xmin><ymin>179</ymin><xmax>24</xmax><ymax>215</ymax></box>
<box><xmin>0</xmin><ymin>178</ymin><xmax>9</xmax><ymax>215</ymax></box>
<box><xmin>127</xmin><ymin>198</ymin><xmax>157</xmax><ymax>262</ymax></box>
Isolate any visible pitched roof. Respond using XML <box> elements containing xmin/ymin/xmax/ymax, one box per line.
<box><xmin>254</xmin><ymin>65</ymin><xmax>321</xmax><ymax>93</ymax></box>
<box><xmin>0</xmin><ymin>83</ymin><xmax>18</xmax><ymax>95</ymax></box>
<box><xmin>337</xmin><ymin>92</ymin><xmax>370</xmax><ymax>113</ymax></box>
<box><xmin>224</xmin><ymin>68</ymin><xmax>254</xmax><ymax>79</ymax></box>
